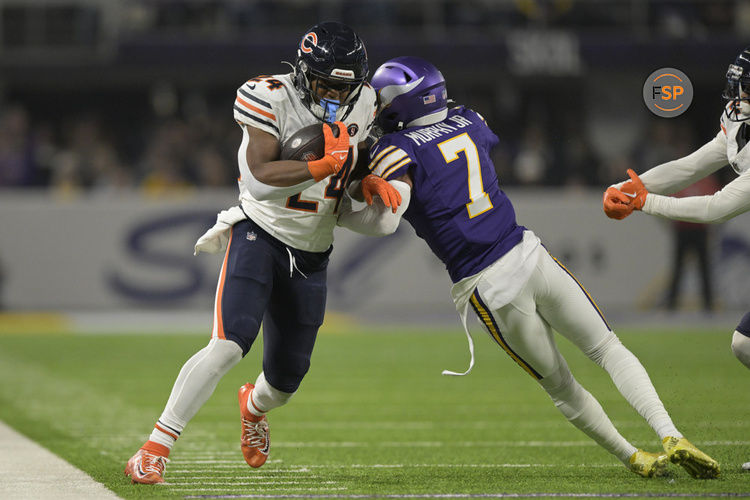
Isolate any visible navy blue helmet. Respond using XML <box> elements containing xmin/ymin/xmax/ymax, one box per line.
<box><xmin>722</xmin><ymin>46</ymin><xmax>750</xmax><ymax>121</ymax></box>
<box><xmin>293</xmin><ymin>22</ymin><xmax>368</xmax><ymax>122</ymax></box>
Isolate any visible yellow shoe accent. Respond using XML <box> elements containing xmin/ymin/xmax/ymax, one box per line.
<box><xmin>662</xmin><ymin>436</ymin><xmax>720</xmax><ymax>479</ymax></box>
<box><xmin>629</xmin><ymin>449</ymin><xmax>669</xmax><ymax>478</ymax></box>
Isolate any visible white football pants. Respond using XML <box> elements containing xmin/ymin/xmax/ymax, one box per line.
<box><xmin>731</xmin><ymin>330</ymin><xmax>750</xmax><ymax>369</ymax></box>
<box><xmin>470</xmin><ymin>250</ymin><xmax>680</xmax><ymax>463</ymax></box>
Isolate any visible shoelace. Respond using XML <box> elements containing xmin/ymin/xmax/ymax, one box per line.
<box><xmin>141</xmin><ymin>453</ymin><xmax>169</xmax><ymax>475</ymax></box>
<box><xmin>242</xmin><ymin>417</ymin><xmax>269</xmax><ymax>448</ymax></box>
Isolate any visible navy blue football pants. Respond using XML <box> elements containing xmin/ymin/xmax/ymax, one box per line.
<box><xmin>212</xmin><ymin>218</ymin><xmax>330</xmax><ymax>393</ymax></box>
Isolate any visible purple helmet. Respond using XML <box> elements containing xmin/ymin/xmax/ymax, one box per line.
<box><xmin>370</xmin><ymin>56</ymin><xmax>448</xmax><ymax>133</ymax></box>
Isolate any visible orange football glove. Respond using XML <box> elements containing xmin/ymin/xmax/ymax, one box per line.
<box><xmin>621</xmin><ymin>169</ymin><xmax>648</xmax><ymax>210</ymax></box>
<box><xmin>361</xmin><ymin>174</ymin><xmax>403</xmax><ymax>214</ymax></box>
<box><xmin>602</xmin><ymin>186</ymin><xmax>634</xmax><ymax>220</ymax></box>
<box><xmin>307</xmin><ymin>122</ymin><xmax>350</xmax><ymax>182</ymax></box>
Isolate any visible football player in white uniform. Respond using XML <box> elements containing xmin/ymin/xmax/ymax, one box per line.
<box><xmin>125</xmin><ymin>22</ymin><xmax>401</xmax><ymax>484</ymax></box>
<box><xmin>604</xmin><ymin>46</ymin><xmax>750</xmax><ymax>471</ymax></box>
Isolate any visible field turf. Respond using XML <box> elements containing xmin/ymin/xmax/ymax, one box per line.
<box><xmin>0</xmin><ymin>323</ymin><xmax>748</xmax><ymax>498</ymax></box>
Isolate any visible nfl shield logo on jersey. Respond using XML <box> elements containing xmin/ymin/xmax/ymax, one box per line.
<box><xmin>246</xmin><ymin>231</ymin><xmax>257</xmax><ymax>241</ymax></box>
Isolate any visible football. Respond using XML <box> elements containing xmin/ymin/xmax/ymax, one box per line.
<box><xmin>280</xmin><ymin>123</ymin><xmax>339</xmax><ymax>161</ymax></box>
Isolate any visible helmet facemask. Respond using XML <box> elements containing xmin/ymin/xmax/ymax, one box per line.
<box><xmin>294</xmin><ymin>61</ymin><xmax>365</xmax><ymax>122</ymax></box>
<box><xmin>723</xmin><ymin>59</ymin><xmax>750</xmax><ymax>122</ymax></box>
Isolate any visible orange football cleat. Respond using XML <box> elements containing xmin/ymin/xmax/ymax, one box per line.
<box><xmin>124</xmin><ymin>448</ymin><xmax>169</xmax><ymax>484</ymax></box>
<box><xmin>238</xmin><ymin>383</ymin><xmax>270</xmax><ymax>468</ymax></box>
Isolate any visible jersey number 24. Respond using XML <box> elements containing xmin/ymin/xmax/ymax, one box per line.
<box><xmin>286</xmin><ymin>147</ymin><xmax>354</xmax><ymax>213</ymax></box>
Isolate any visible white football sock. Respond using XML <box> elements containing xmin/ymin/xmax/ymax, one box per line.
<box><xmin>585</xmin><ymin>335</ymin><xmax>681</xmax><ymax>440</ymax></box>
<box><xmin>731</xmin><ymin>331</ymin><xmax>750</xmax><ymax>369</ymax></box>
<box><xmin>247</xmin><ymin>371</ymin><xmax>294</xmax><ymax>416</ymax></box>
<box><xmin>152</xmin><ymin>338</ymin><xmax>242</xmax><ymax>450</ymax></box>
<box><xmin>540</xmin><ymin>360</ymin><xmax>636</xmax><ymax>464</ymax></box>
<box><xmin>148</xmin><ymin>420</ymin><xmax>179</xmax><ymax>450</ymax></box>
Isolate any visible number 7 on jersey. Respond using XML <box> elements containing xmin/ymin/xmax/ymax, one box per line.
<box><xmin>437</xmin><ymin>133</ymin><xmax>493</xmax><ymax>218</ymax></box>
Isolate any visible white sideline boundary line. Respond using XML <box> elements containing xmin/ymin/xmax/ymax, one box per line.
<box><xmin>0</xmin><ymin>420</ymin><xmax>120</xmax><ymax>500</ymax></box>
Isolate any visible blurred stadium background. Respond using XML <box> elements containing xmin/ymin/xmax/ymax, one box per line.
<box><xmin>2</xmin><ymin>0</ymin><xmax>750</xmax><ymax>329</ymax></box>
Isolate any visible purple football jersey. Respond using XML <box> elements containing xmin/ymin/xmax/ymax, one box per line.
<box><xmin>368</xmin><ymin>106</ymin><xmax>525</xmax><ymax>282</ymax></box>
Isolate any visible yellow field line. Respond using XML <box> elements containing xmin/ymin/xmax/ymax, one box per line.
<box><xmin>0</xmin><ymin>312</ymin><xmax>70</xmax><ymax>335</ymax></box>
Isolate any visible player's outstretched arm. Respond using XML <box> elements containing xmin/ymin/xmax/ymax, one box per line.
<box><xmin>610</xmin><ymin>133</ymin><xmax>728</xmax><ymax>195</ymax></box>
<box><xmin>643</xmin><ymin>169</ymin><xmax>750</xmax><ymax>224</ymax></box>
<box><xmin>337</xmin><ymin>174</ymin><xmax>411</xmax><ymax>236</ymax></box>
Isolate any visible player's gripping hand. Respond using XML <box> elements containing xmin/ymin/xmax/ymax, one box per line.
<box><xmin>361</xmin><ymin>174</ymin><xmax>402</xmax><ymax>214</ymax></box>
<box><xmin>621</xmin><ymin>169</ymin><xmax>648</xmax><ymax>210</ymax></box>
<box><xmin>307</xmin><ymin>122</ymin><xmax>350</xmax><ymax>182</ymax></box>
<box><xmin>603</xmin><ymin>187</ymin><xmax>634</xmax><ymax>220</ymax></box>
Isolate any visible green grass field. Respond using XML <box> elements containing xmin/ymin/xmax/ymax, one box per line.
<box><xmin>0</xmin><ymin>323</ymin><xmax>748</xmax><ymax>498</ymax></box>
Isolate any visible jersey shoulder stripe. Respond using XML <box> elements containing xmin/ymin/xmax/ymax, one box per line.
<box><xmin>369</xmin><ymin>145</ymin><xmax>396</xmax><ymax>168</ymax></box>
<box><xmin>238</xmin><ymin>87</ymin><xmax>274</xmax><ymax>110</ymax></box>
<box><xmin>235</xmin><ymin>95</ymin><xmax>276</xmax><ymax>121</ymax></box>
<box><xmin>381</xmin><ymin>156</ymin><xmax>412</xmax><ymax>180</ymax></box>
<box><xmin>233</xmin><ymin>104</ymin><xmax>279</xmax><ymax>133</ymax></box>
<box><xmin>369</xmin><ymin>147</ymin><xmax>410</xmax><ymax>177</ymax></box>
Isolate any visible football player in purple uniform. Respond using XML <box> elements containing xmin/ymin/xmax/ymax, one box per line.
<box><xmin>339</xmin><ymin>56</ymin><xmax>719</xmax><ymax>478</ymax></box>
<box><xmin>604</xmin><ymin>46</ymin><xmax>750</xmax><ymax>471</ymax></box>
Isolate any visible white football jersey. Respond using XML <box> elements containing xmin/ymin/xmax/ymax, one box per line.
<box><xmin>719</xmin><ymin>103</ymin><xmax>750</xmax><ymax>175</ymax></box>
<box><xmin>633</xmin><ymin>103</ymin><xmax>750</xmax><ymax>223</ymax></box>
<box><xmin>233</xmin><ymin>73</ymin><xmax>377</xmax><ymax>252</ymax></box>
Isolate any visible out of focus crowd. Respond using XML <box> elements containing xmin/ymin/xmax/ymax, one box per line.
<box><xmin>0</xmin><ymin>90</ymin><xmax>723</xmax><ymax>194</ymax></box>
<box><xmin>0</xmin><ymin>96</ymin><xmax>240</xmax><ymax>196</ymax></box>
<box><xmin>0</xmin><ymin>0</ymin><xmax>745</xmax><ymax>193</ymax></box>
